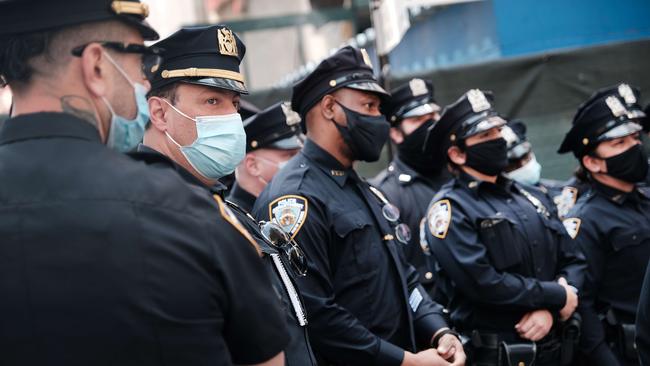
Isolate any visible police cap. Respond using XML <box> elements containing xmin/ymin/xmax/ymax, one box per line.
<box><xmin>291</xmin><ymin>46</ymin><xmax>389</xmax><ymax>132</ymax></box>
<box><xmin>385</xmin><ymin>78</ymin><xmax>440</xmax><ymax>126</ymax></box>
<box><xmin>0</xmin><ymin>0</ymin><xmax>158</xmax><ymax>40</ymax></box>
<box><xmin>558</xmin><ymin>94</ymin><xmax>642</xmax><ymax>157</ymax></box>
<box><xmin>244</xmin><ymin>102</ymin><xmax>303</xmax><ymax>152</ymax></box>
<box><xmin>149</xmin><ymin>25</ymin><xmax>247</xmax><ymax>94</ymax></box>
<box><xmin>424</xmin><ymin>89</ymin><xmax>506</xmax><ymax>161</ymax></box>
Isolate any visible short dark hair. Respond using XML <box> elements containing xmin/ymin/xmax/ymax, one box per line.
<box><xmin>147</xmin><ymin>82</ymin><xmax>178</xmax><ymax>104</ymax></box>
<box><xmin>0</xmin><ymin>30</ymin><xmax>55</xmax><ymax>86</ymax></box>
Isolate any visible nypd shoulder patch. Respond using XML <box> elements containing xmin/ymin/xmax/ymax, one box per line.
<box><xmin>427</xmin><ymin>199</ymin><xmax>452</xmax><ymax>239</ymax></box>
<box><xmin>213</xmin><ymin>194</ymin><xmax>261</xmax><ymax>256</ymax></box>
<box><xmin>554</xmin><ymin>186</ymin><xmax>578</xmax><ymax>219</ymax></box>
<box><xmin>562</xmin><ymin>217</ymin><xmax>581</xmax><ymax>239</ymax></box>
<box><xmin>269</xmin><ymin>195</ymin><xmax>308</xmax><ymax>239</ymax></box>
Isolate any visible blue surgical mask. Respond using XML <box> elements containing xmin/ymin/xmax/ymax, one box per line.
<box><xmin>505</xmin><ymin>154</ymin><xmax>542</xmax><ymax>186</ymax></box>
<box><xmin>102</xmin><ymin>52</ymin><xmax>150</xmax><ymax>152</ymax></box>
<box><xmin>163</xmin><ymin>99</ymin><xmax>246</xmax><ymax>180</ymax></box>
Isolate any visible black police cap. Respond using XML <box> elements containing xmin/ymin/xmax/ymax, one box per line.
<box><xmin>574</xmin><ymin>83</ymin><xmax>645</xmax><ymax>125</ymax></box>
<box><xmin>149</xmin><ymin>25</ymin><xmax>247</xmax><ymax>94</ymax></box>
<box><xmin>291</xmin><ymin>46</ymin><xmax>389</xmax><ymax>132</ymax></box>
<box><xmin>385</xmin><ymin>78</ymin><xmax>440</xmax><ymax>126</ymax></box>
<box><xmin>424</xmin><ymin>89</ymin><xmax>505</xmax><ymax>161</ymax></box>
<box><xmin>0</xmin><ymin>0</ymin><xmax>158</xmax><ymax>40</ymax></box>
<box><xmin>502</xmin><ymin>120</ymin><xmax>532</xmax><ymax>161</ymax></box>
<box><xmin>558</xmin><ymin>94</ymin><xmax>642</xmax><ymax>157</ymax></box>
<box><xmin>244</xmin><ymin>102</ymin><xmax>303</xmax><ymax>153</ymax></box>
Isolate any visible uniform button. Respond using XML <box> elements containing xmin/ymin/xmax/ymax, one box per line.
<box><xmin>425</xmin><ymin>272</ymin><xmax>433</xmax><ymax>280</ymax></box>
<box><xmin>507</xmin><ymin>199</ymin><xmax>513</xmax><ymax>203</ymax></box>
<box><xmin>632</xmin><ymin>235</ymin><xmax>638</xmax><ymax>240</ymax></box>
<box><xmin>536</xmin><ymin>267</ymin><xmax>542</xmax><ymax>273</ymax></box>
<box><xmin>300</xmin><ymin>163</ymin><xmax>306</xmax><ymax>168</ymax></box>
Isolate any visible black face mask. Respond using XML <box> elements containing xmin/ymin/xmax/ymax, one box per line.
<box><xmin>331</xmin><ymin>101</ymin><xmax>390</xmax><ymax>162</ymax></box>
<box><xmin>602</xmin><ymin>143</ymin><xmax>649</xmax><ymax>183</ymax></box>
<box><xmin>464</xmin><ymin>137</ymin><xmax>508</xmax><ymax>176</ymax></box>
<box><xmin>397</xmin><ymin>119</ymin><xmax>444</xmax><ymax>176</ymax></box>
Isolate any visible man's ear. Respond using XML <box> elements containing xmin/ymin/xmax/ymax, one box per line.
<box><xmin>244</xmin><ymin>153</ymin><xmax>260</xmax><ymax>176</ymax></box>
<box><xmin>389</xmin><ymin>126</ymin><xmax>404</xmax><ymax>144</ymax></box>
<box><xmin>79</xmin><ymin>43</ymin><xmax>110</xmax><ymax>98</ymax></box>
<box><xmin>320</xmin><ymin>94</ymin><xmax>336</xmax><ymax>120</ymax></box>
<box><xmin>582</xmin><ymin>154</ymin><xmax>605</xmax><ymax>174</ymax></box>
<box><xmin>448</xmin><ymin>145</ymin><xmax>466</xmax><ymax>165</ymax></box>
<box><xmin>147</xmin><ymin>97</ymin><xmax>168</xmax><ymax>133</ymax></box>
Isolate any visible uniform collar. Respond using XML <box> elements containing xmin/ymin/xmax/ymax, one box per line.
<box><xmin>592</xmin><ymin>179</ymin><xmax>648</xmax><ymax>205</ymax></box>
<box><xmin>228</xmin><ymin>181</ymin><xmax>257</xmax><ymax>213</ymax></box>
<box><xmin>0</xmin><ymin>112</ymin><xmax>101</xmax><ymax>146</ymax></box>
<box><xmin>302</xmin><ymin>138</ymin><xmax>351</xmax><ymax>187</ymax></box>
<box><xmin>456</xmin><ymin>170</ymin><xmax>513</xmax><ymax>198</ymax></box>
<box><xmin>390</xmin><ymin>157</ymin><xmax>420</xmax><ymax>186</ymax></box>
<box><xmin>135</xmin><ymin>143</ymin><xmax>227</xmax><ymax>195</ymax></box>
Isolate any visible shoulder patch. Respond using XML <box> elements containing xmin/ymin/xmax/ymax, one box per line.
<box><xmin>554</xmin><ymin>186</ymin><xmax>578</xmax><ymax>219</ymax></box>
<box><xmin>269</xmin><ymin>195</ymin><xmax>308</xmax><ymax>239</ymax></box>
<box><xmin>562</xmin><ymin>217</ymin><xmax>581</xmax><ymax>239</ymax></box>
<box><xmin>213</xmin><ymin>194</ymin><xmax>261</xmax><ymax>256</ymax></box>
<box><xmin>427</xmin><ymin>199</ymin><xmax>452</xmax><ymax>239</ymax></box>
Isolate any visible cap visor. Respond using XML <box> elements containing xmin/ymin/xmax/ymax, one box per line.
<box><xmin>463</xmin><ymin>115</ymin><xmax>507</xmax><ymax>139</ymax></box>
<box><xmin>598</xmin><ymin>121</ymin><xmax>642</xmax><ymax>141</ymax></box>
<box><xmin>267</xmin><ymin>136</ymin><xmax>303</xmax><ymax>150</ymax></box>
<box><xmin>346</xmin><ymin>81</ymin><xmax>389</xmax><ymax>97</ymax></box>
<box><xmin>119</xmin><ymin>17</ymin><xmax>159</xmax><ymax>41</ymax></box>
<box><xmin>182</xmin><ymin>77</ymin><xmax>248</xmax><ymax>95</ymax></box>
<box><xmin>402</xmin><ymin>103</ymin><xmax>441</xmax><ymax>118</ymax></box>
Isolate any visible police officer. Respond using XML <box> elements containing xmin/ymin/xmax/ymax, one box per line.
<box><xmin>0</xmin><ymin>1</ymin><xmax>289</xmax><ymax>365</ymax></box>
<box><xmin>559</xmin><ymin>83</ymin><xmax>647</xmax><ymax>217</ymax></box>
<box><xmin>229</xmin><ymin>101</ymin><xmax>303</xmax><ymax>213</ymax></box>
<box><xmin>423</xmin><ymin>89</ymin><xmax>585</xmax><ymax>366</ymax></box>
<box><xmin>253</xmin><ymin>46</ymin><xmax>465</xmax><ymax>366</ymax></box>
<box><xmin>370</xmin><ymin>78</ymin><xmax>450</xmax><ymax>295</ymax></box>
<box><xmin>637</xmin><ymin>263</ymin><xmax>650</xmax><ymax>366</ymax></box>
<box><xmin>558</xmin><ymin>93</ymin><xmax>650</xmax><ymax>366</ymax></box>
<box><xmin>500</xmin><ymin>120</ymin><xmax>570</xmax><ymax>216</ymax></box>
<box><xmin>140</xmin><ymin>25</ymin><xmax>315</xmax><ymax>365</ymax></box>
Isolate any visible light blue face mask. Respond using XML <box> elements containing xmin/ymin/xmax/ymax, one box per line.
<box><xmin>505</xmin><ymin>154</ymin><xmax>542</xmax><ymax>186</ymax></box>
<box><xmin>163</xmin><ymin>99</ymin><xmax>246</xmax><ymax>180</ymax></box>
<box><xmin>102</xmin><ymin>52</ymin><xmax>150</xmax><ymax>152</ymax></box>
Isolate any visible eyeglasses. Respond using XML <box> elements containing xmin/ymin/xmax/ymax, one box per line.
<box><xmin>71</xmin><ymin>41</ymin><xmax>163</xmax><ymax>82</ymax></box>
<box><xmin>368</xmin><ymin>186</ymin><xmax>412</xmax><ymax>244</ymax></box>
<box><xmin>259</xmin><ymin>221</ymin><xmax>308</xmax><ymax>277</ymax></box>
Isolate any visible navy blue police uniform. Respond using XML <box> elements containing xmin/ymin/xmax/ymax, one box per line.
<box><xmin>253</xmin><ymin>46</ymin><xmax>452</xmax><ymax>366</ymax></box>
<box><xmin>559</xmin><ymin>91</ymin><xmax>650</xmax><ymax>366</ymax></box>
<box><xmin>370</xmin><ymin>78</ymin><xmax>451</xmax><ymax>295</ymax></box>
<box><xmin>423</xmin><ymin>89</ymin><xmax>586</xmax><ymax>366</ymax></box>
<box><xmin>636</xmin><ymin>263</ymin><xmax>650</xmax><ymax>366</ymax></box>
<box><xmin>0</xmin><ymin>4</ymin><xmax>290</xmax><ymax>364</ymax></box>
<box><xmin>228</xmin><ymin>101</ymin><xmax>303</xmax><ymax>213</ymax></box>
<box><xmin>142</xmin><ymin>25</ymin><xmax>315</xmax><ymax>365</ymax></box>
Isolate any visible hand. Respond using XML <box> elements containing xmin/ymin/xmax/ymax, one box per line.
<box><xmin>515</xmin><ymin>309</ymin><xmax>554</xmax><ymax>341</ymax></box>
<box><xmin>558</xmin><ymin>277</ymin><xmax>578</xmax><ymax>321</ymax></box>
<box><xmin>437</xmin><ymin>334</ymin><xmax>466</xmax><ymax>365</ymax></box>
<box><xmin>401</xmin><ymin>349</ymin><xmax>453</xmax><ymax>366</ymax></box>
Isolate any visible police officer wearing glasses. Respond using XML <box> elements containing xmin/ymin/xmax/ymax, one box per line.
<box><xmin>559</xmin><ymin>92</ymin><xmax>650</xmax><ymax>366</ymax></box>
<box><xmin>422</xmin><ymin>89</ymin><xmax>586</xmax><ymax>366</ymax></box>
<box><xmin>0</xmin><ymin>1</ymin><xmax>289</xmax><ymax>366</ymax></box>
<box><xmin>253</xmin><ymin>46</ymin><xmax>465</xmax><ymax>366</ymax></box>
<box><xmin>139</xmin><ymin>25</ymin><xmax>316</xmax><ymax>365</ymax></box>
<box><xmin>370</xmin><ymin>79</ymin><xmax>451</xmax><ymax>296</ymax></box>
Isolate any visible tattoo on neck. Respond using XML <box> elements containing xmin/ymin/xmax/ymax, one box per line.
<box><xmin>60</xmin><ymin>95</ymin><xmax>98</xmax><ymax>126</ymax></box>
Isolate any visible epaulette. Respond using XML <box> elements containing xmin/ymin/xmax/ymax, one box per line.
<box><xmin>212</xmin><ymin>194</ymin><xmax>261</xmax><ymax>256</ymax></box>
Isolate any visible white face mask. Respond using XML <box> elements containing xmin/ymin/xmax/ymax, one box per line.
<box><xmin>254</xmin><ymin>155</ymin><xmax>290</xmax><ymax>185</ymax></box>
<box><xmin>162</xmin><ymin>99</ymin><xmax>246</xmax><ymax>180</ymax></box>
<box><xmin>505</xmin><ymin>154</ymin><xmax>542</xmax><ymax>186</ymax></box>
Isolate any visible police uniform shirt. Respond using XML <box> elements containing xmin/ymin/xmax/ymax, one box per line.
<box><xmin>564</xmin><ymin>181</ymin><xmax>650</xmax><ymax>364</ymax></box>
<box><xmin>253</xmin><ymin>139</ymin><xmax>449</xmax><ymax>366</ymax></box>
<box><xmin>0</xmin><ymin>113</ymin><xmax>289</xmax><ymax>365</ymax></box>
<box><xmin>370</xmin><ymin>157</ymin><xmax>452</xmax><ymax>294</ymax></box>
<box><xmin>423</xmin><ymin>172</ymin><xmax>586</xmax><ymax>332</ymax></box>
<box><xmin>134</xmin><ymin>144</ymin><xmax>316</xmax><ymax>366</ymax></box>
<box><xmin>228</xmin><ymin>181</ymin><xmax>258</xmax><ymax>214</ymax></box>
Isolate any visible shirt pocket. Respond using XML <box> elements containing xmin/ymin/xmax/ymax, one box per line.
<box><xmin>610</xmin><ymin>228</ymin><xmax>650</xmax><ymax>252</ymax></box>
<box><xmin>331</xmin><ymin>209</ymin><xmax>381</xmax><ymax>276</ymax></box>
<box><xmin>477</xmin><ymin>216</ymin><xmax>524</xmax><ymax>271</ymax></box>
